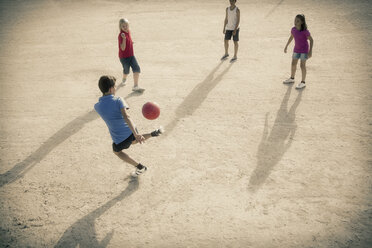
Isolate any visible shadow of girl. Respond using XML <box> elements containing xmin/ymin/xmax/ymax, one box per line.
<box><xmin>249</xmin><ymin>85</ymin><xmax>303</xmax><ymax>192</ymax></box>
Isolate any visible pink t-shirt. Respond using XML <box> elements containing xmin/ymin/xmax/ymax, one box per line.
<box><xmin>291</xmin><ymin>27</ymin><xmax>311</xmax><ymax>53</ymax></box>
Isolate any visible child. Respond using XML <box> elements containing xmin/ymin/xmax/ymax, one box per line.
<box><xmin>118</xmin><ymin>18</ymin><xmax>144</xmax><ymax>92</ymax></box>
<box><xmin>283</xmin><ymin>14</ymin><xmax>314</xmax><ymax>89</ymax></box>
<box><xmin>221</xmin><ymin>0</ymin><xmax>240</xmax><ymax>63</ymax></box>
<box><xmin>94</xmin><ymin>75</ymin><xmax>163</xmax><ymax>177</ymax></box>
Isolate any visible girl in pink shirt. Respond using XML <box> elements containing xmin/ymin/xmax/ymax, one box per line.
<box><xmin>283</xmin><ymin>14</ymin><xmax>314</xmax><ymax>89</ymax></box>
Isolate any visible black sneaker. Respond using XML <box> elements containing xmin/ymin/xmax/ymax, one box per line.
<box><xmin>221</xmin><ymin>54</ymin><xmax>229</xmax><ymax>60</ymax></box>
<box><xmin>151</xmin><ymin>126</ymin><xmax>164</xmax><ymax>137</ymax></box>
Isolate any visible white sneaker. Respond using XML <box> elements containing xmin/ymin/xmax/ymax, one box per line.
<box><xmin>283</xmin><ymin>77</ymin><xmax>295</xmax><ymax>84</ymax></box>
<box><xmin>296</xmin><ymin>81</ymin><xmax>306</xmax><ymax>89</ymax></box>
<box><xmin>121</xmin><ymin>78</ymin><xmax>127</xmax><ymax>86</ymax></box>
<box><xmin>131</xmin><ymin>165</ymin><xmax>147</xmax><ymax>177</ymax></box>
<box><xmin>132</xmin><ymin>86</ymin><xmax>145</xmax><ymax>92</ymax></box>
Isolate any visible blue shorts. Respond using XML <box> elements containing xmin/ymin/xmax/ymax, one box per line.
<box><xmin>120</xmin><ymin>56</ymin><xmax>141</xmax><ymax>74</ymax></box>
<box><xmin>292</xmin><ymin>52</ymin><xmax>308</xmax><ymax>60</ymax></box>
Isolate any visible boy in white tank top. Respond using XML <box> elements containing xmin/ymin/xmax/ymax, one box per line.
<box><xmin>221</xmin><ymin>0</ymin><xmax>240</xmax><ymax>63</ymax></box>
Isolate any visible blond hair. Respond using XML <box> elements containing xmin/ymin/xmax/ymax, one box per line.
<box><xmin>119</xmin><ymin>18</ymin><xmax>129</xmax><ymax>30</ymax></box>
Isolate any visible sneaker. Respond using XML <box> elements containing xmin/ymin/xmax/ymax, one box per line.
<box><xmin>151</xmin><ymin>126</ymin><xmax>164</xmax><ymax>137</ymax></box>
<box><xmin>121</xmin><ymin>78</ymin><xmax>127</xmax><ymax>86</ymax></box>
<box><xmin>131</xmin><ymin>164</ymin><xmax>147</xmax><ymax>177</ymax></box>
<box><xmin>296</xmin><ymin>81</ymin><xmax>306</xmax><ymax>89</ymax></box>
<box><xmin>132</xmin><ymin>86</ymin><xmax>145</xmax><ymax>92</ymax></box>
<box><xmin>283</xmin><ymin>77</ymin><xmax>295</xmax><ymax>84</ymax></box>
<box><xmin>221</xmin><ymin>54</ymin><xmax>229</xmax><ymax>60</ymax></box>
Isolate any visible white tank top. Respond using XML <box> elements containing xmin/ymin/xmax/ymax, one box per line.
<box><xmin>225</xmin><ymin>6</ymin><xmax>239</xmax><ymax>31</ymax></box>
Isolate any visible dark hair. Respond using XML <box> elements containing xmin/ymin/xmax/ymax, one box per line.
<box><xmin>98</xmin><ymin>75</ymin><xmax>116</xmax><ymax>94</ymax></box>
<box><xmin>295</xmin><ymin>14</ymin><xmax>307</xmax><ymax>31</ymax></box>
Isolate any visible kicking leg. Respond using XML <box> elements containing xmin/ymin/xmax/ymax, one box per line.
<box><xmin>131</xmin><ymin>128</ymin><xmax>164</xmax><ymax>145</ymax></box>
<box><xmin>131</xmin><ymin>133</ymin><xmax>151</xmax><ymax>145</ymax></box>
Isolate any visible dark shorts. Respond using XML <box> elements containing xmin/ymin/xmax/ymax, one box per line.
<box><xmin>225</xmin><ymin>29</ymin><xmax>239</xmax><ymax>41</ymax></box>
<box><xmin>112</xmin><ymin>133</ymin><xmax>135</xmax><ymax>152</ymax></box>
<box><xmin>120</xmin><ymin>56</ymin><xmax>141</xmax><ymax>74</ymax></box>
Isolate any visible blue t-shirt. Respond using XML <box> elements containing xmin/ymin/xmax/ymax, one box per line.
<box><xmin>94</xmin><ymin>95</ymin><xmax>132</xmax><ymax>144</ymax></box>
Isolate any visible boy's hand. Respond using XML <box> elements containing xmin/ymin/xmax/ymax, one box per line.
<box><xmin>134</xmin><ymin>134</ymin><xmax>145</xmax><ymax>144</ymax></box>
<box><xmin>121</xmin><ymin>33</ymin><xmax>126</xmax><ymax>39</ymax></box>
<box><xmin>232</xmin><ymin>30</ymin><xmax>236</xmax><ymax>36</ymax></box>
<box><xmin>223</xmin><ymin>29</ymin><xmax>226</xmax><ymax>34</ymax></box>
<box><xmin>308</xmin><ymin>51</ymin><xmax>312</xmax><ymax>58</ymax></box>
<box><xmin>284</xmin><ymin>46</ymin><xmax>287</xmax><ymax>53</ymax></box>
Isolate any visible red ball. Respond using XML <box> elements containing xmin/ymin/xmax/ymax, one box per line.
<box><xmin>142</xmin><ymin>102</ymin><xmax>160</xmax><ymax>120</ymax></box>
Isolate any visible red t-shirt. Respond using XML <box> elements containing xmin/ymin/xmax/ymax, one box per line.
<box><xmin>118</xmin><ymin>31</ymin><xmax>134</xmax><ymax>58</ymax></box>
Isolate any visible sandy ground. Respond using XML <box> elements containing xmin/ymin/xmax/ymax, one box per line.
<box><xmin>0</xmin><ymin>0</ymin><xmax>371</xmax><ymax>247</ymax></box>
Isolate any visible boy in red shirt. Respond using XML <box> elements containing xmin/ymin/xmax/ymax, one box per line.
<box><xmin>118</xmin><ymin>18</ymin><xmax>144</xmax><ymax>92</ymax></box>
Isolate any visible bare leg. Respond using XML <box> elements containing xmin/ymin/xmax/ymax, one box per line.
<box><xmin>133</xmin><ymin>72</ymin><xmax>140</xmax><ymax>87</ymax></box>
<box><xmin>142</xmin><ymin>133</ymin><xmax>152</xmax><ymax>140</ymax></box>
<box><xmin>291</xmin><ymin>58</ymin><xmax>299</xmax><ymax>78</ymax></box>
<box><xmin>122</xmin><ymin>73</ymin><xmax>128</xmax><ymax>81</ymax></box>
<box><xmin>114</xmin><ymin>151</ymin><xmax>138</xmax><ymax>167</ymax></box>
<box><xmin>233</xmin><ymin>41</ymin><xmax>238</xmax><ymax>58</ymax></box>
<box><xmin>224</xmin><ymin>39</ymin><xmax>229</xmax><ymax>55</ymax></box>
<box><xmin>131</xmin><ymin>133</ymin><xmax>152</xmax><ymax>145</ymax></box>
<box><xmin>300</xmin><ymin>59</ymin><xmax>307</xmax><ymax>81</ymax></box>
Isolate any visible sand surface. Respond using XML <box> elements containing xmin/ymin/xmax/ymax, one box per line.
<box><xmin>0</xmin><ymin>0</ymin><xmax>371</xmax><ymax>247</ymax></box>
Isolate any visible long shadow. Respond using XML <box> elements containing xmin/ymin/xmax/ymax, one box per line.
<box><xmin>165</xmin><ymin>61</ymin><xmax>233</xmax><ymax>135</ymax></box>
<box><xmin>0</xmin><ymin>84</ymin><xmax>141</xmax><ymax>187</ymax></box>
<box><xmin>248</xmin><ymin>85</ymin><xmax>302</xmax><ymax>192</ymax></box>
<box><xmin>54</xmin><ymin>176</ymin><xmax>139</xmax><ymax>248</ymax></box>
<box><xmin>265</xmin><ymin>0</ymin><xmax>284</xmax><ymax>18</ymax></box>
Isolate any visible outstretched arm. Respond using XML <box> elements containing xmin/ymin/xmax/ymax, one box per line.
<box><xmin>284</xmin><ymin>34</ymin><xmax>293</xmax><ymax>53</ymax></box>
<box><xmin>308</xmin><ymin>35</ymin><xmax>313</xmax><ymax>58</ymax></box>
<box><xmin>121</xmin><ymin>108</ymin><xmax>145</xmax><ymax>143</ymax></box>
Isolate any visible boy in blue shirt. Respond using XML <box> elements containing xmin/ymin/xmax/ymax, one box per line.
<box><xmin>94</xmin><ymin>75</ymin><xmax>163</xmax><ymax>177</ymax></box>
